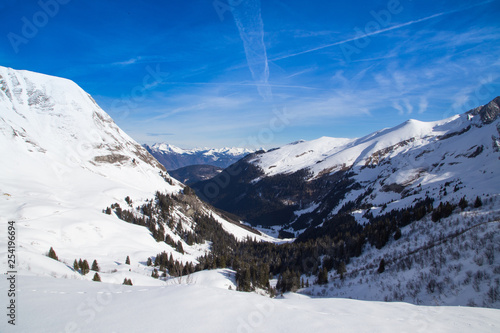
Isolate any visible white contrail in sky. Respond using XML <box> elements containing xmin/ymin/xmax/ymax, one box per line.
<box><xmin>231</xmin><ymin>0</ymin><xmax>273</xmax><ymax>101</ymax></box>
<box><xmin>271</xmin><ymin>1</ymin><xmax>494</xmax><ymax>62</ymax></box>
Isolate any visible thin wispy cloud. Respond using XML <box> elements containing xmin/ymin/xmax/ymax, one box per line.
<box><xmin>392</xmin><ymin>101</ymin><xmax>405</xmax><ymax>115</ymax></box>
<box><xmin>270</xmin><ymin>1</ymin><xmax>494</xmax><ymax>62</ymax></box>
<box><xmin>230</xmin><ymin>0</ymin><xmax>273</xmax><ymax>100</ymax></box>
<box><xmin>158</xmin><ymin>81</ymin><xmax>323</xmax><ymax>90</ymax></box>
<box><xmin>110</xmin><ymin>56</ymin><xmax>170</xmax><ymax>67</ymax></box>
<box><xmin>418</xmin><ymin>97</ymin><xmax>429</xmax><ymax>114</ymax></box>
<box><xmin>285</xmin><ymin>68</ymin><xmax>317</xmax><ymax>79</ymax></box>
<box><xmin>147</xmin><ymin>132</ymin><xmax>174</xmax><ymax>137</ymax></box>
<box><xmin>403</xmin><ymin>99</ymin><xmax>413</xmax><ymax>115</ymax></box>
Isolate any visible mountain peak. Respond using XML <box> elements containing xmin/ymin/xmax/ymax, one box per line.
<box><xmin>0</xmin><ymin>66</ymin><xmax>169</xmax><ymax>190</ymax></box>
<box><xmin>467</xmin><ymin>96</ymin><xmax>500</xmax><ymax>124</ymax></box>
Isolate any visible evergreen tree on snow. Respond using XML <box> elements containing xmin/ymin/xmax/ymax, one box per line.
<box><xmin>92</xmin><ymin>272</ymin><xmax>101</xmax><ymax>282</ymax></box>
<box><xmin>91</xmin><ymin>259</ymin><xmax>100</xmax><ymax>272</ymax></box>
<box><xmin>377</xmin><ymin>259</ymin><xmax>386</xmax><ymax>274</ymax></box>
<box><xmin>47</xmin><ymin>247</ymin><xmax>58</xmax><ymax>261</ymax></box>
<box><xmin>81</xmin><ymin>260</ymin><xmax>90</xmax><ymax>275</ymax></box>
<box><xmin>317</xmin><ymin>267</ymin><xmax>328</xmax><ymax>285</ymax></box>
<box><xmin>73</xmin><ymin>259</ymin><xmax>79</xmax><ymax>272</ymax></box>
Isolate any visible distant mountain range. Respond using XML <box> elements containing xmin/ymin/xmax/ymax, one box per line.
<box><xmin>143</xmin><ymin>143</ymin><xmax>254</xmax><ymax>170</ymax></box>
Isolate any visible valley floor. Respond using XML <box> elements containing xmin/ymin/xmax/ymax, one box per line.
<box><xmin>1</xmin><ymin>272</ymin><xmax>500</xmax><ymax>333</ymax></box>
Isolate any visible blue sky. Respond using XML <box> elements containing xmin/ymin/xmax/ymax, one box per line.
<box><xmin>1</xmin><ymin>0</ymin><xmax>499</xmax><ymax>149</ymax></box>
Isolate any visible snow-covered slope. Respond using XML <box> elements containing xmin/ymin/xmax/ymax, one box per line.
<box><xmin>144</xmin><ymin>142</ymin><xmax>254</xmax><ymax>170</ymax></box>
<box><xmin>303</xmin><ymin>197</ymin><xmax>500</xmax><ymax>308</ymax></box>
<box><xmin>0</xmin><ymin>66</ymin><xmax>273</xmax><ymax>283</ymax></box>
<box><xmin>1</xmin><ymin>274</ymin><xmax>499</xmax><ymax>333</ymax></box>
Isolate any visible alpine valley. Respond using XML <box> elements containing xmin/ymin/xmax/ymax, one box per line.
<box><xmin>1</xmin><ymin>66</ymin><xmax>499</xmax><ymax>332</ymax></box>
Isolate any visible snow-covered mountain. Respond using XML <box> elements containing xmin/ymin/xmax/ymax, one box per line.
<box><xmin>0</xmin><ymin>66</ymin><xmax>272</xmax><ymax>283</ymax></box>
<box><xmin>144</xmin><ymin>142</ymin><xmax>254</xmax><ymax>170</ymax></box>
<box><xmin>193</xmin><ymin>97</ymin><xmax>500</xmax><ymax>231</ymax></box>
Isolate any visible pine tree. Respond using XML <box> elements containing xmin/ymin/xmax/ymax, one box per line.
<box><xmin>47</xmin><ymin>247</ymin><xmax>58</xmax><ymax>261</ymax></box>
<box><xmin>394</xmin><ymin>228</ymin><xmax>402</xmax><ymax>241</ymax></box>
<box><xmin>152</xmin><ymin>268</ymin><xmax>159</xmax><ymax>279</ymax></box>
<box><xmin>147</xmin><ymin>257</ymin><xmax>152</xmax><ymax>266</ymax></box>
<box><xmin>125</xmin><ymin>256</ymin><xmax>131</xmax><ymax>265</ymax></box>
<box><xmin>82</xmin><ymin>259</ymin><xmax>90</xmax><ymax>275</ymax></box>
<box><xmin>317</xmin><ymin>267</ymin><xmax>328</xmax><ymax>285</ymax></box>
<box><xmin>474</xmin><ymin>196</ymin><xmax>483</xmax><ymax>208</ymax></box>
<box><xmin>459</xmin><ymin>196</ymin><xmax>468</xmax><ymax>210</ymax></box>
<box><xmin>73</xmin><ymin>259</ymin><xmax>79</xmax><ymax>272</ymax></box>
<box><xmin>92</xmin><ymin>272</ymin><xmax>101</xmax><ymax>282</ymax></box>
<box><xmin>377</xmin><ymin>259</ymin><xmax>386</xmax><ymax>274</ymax></box>
<box><xmin>91</xmin><ymin>259</ymin><xmax>100</xmax><ymax>272</ymax></box>
<box><xmin>123</xmin><ymin>278</ymin><xmax>133</xmax><ymax>285</ymax></box>
<box><xmin>176</xmin><ymin>241</ymin><xmax>184</xmax><ymax>254</ymax></box>
<box><xmin>336</xmin><ymin>261</ymin><xmax>346</xmax><ymax>280</ymax></box>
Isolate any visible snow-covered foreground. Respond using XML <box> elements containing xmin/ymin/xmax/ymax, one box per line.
<box><xmin>1</xmin><ymin>272</ymin><xmax>500</xmax><ymax>333</ymax></box>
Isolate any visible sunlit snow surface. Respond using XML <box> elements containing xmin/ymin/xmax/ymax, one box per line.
<box><xmin>1</xmin><ymin>272</ymin><xmax>500</xmax><ymax>333</ymax></box>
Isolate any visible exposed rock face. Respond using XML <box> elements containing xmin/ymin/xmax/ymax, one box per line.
<box><xmin>468</xmin><ymin>96</ymin><xmax>500</xmax><ymax>124</ymax></box>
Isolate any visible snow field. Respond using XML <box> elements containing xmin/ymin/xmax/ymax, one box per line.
<box><xmin>1</xmin><ymin>273</ymin><xmax>500</xmax><ymax>333</ymax></box>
